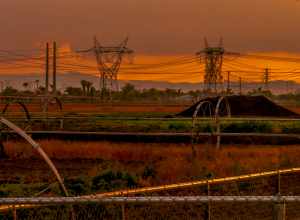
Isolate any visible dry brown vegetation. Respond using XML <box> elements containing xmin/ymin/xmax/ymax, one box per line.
<box><xmin>3</xmin><ymin>140</ymin><xmax>300</xmax><ymax>184</ymax></box>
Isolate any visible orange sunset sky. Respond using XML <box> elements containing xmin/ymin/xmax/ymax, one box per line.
<box><xmin>1</xmin><ymin>0</ymin><xmax>300</xmax><ymax>84</ymax></box>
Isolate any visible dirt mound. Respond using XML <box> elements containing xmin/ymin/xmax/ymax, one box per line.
<box><xmin>177</xmin><ymin>95</ymin><xmax>300</xmax><ymax>118</ymax></box>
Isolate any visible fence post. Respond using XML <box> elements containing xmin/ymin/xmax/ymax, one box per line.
<box><xmin>204</xmin><ymin>181</ymin><xmax>211</xmax><ymax>220</ymax></box>
<box><xmin>273</xmin><ymin>201</ymin><xmax>286</xmax><ymax>220</ymax></box>
<box><xmin>273</xmin><ymin>170</ymin><xmax>285</xmax><ymax>220</ymax></box>
<box><xmin>277</xmin><ymin>170</ymin><xmax>281</xmax><ymax>195</ymax></box>
<box><xmin>122</xmin><ymin>203</ymin><xmax>128</xmax><ymax>220</ymax></box>
<box><xmin>215</xmin><ymin>112</ymin><xmax>221</xmax><ymax>150</ymax></box>
<box><xmin>60</xmin><ymin>119</ymin><xmax>64</xmax><ymax>130</ymax></box>
<box><xmin>13</xmin><ymin>206</ymin><xmax>17</xmax><ymax>220</ymax></box>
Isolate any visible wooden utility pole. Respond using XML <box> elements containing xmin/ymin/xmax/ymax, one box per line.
<box><xmin>44</xmin><ymin>42</ymin><xmax>50</xmax><ymax>113</ymax></box>
<box><xmin>45</xmin><ymin>42</ymin><xmax>49</xmax><ymax>96</ymax></box>
<box><xmin>273</xmin><ymin>201</ymin><xmax>286</xmax><ymax>220</ymax></box>
<box><xmin>227</xmin><ymin>71</ymin><xmax>230</xmax><ymax>94</ymax></box>
<box><xmin>239</xmin><ymin>77</ymin><xmax>242</xmax><ymax>95</ymax></box>
<box><xmin>122</xmin><ymin>204</ymin><xmax>128</xmax><ymax>220</ymax></box>
<box><xmin>12</xmin><ymin>206</ymin><xmax>17</xmax><ymax>220</ymax></box>
<box><xmin>53</xmin><ymin>41</ymin><xmax>57</xmax><ymax>95</ymax></box>
<box><xmin>204</xmin><ymin>181</ymin><xmax>211</xmax><ymax>220</ymax></box>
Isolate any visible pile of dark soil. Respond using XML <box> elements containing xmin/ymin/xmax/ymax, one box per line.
<box><xmin>177</xmin><ymin>95</ymin><xmax>300</xmax><ymax>118</ymax></box>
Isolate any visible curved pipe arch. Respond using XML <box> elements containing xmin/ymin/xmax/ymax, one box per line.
<box><xmin>192</xmin><ymin>101</ymin><xmax>213</xmax><ymax>128</ymax></box>
<box><xmin>2</xmin><ymin>101</ymin><xmax>31</xmax><ymax>121</ymax></box>
<box><xmin>215</xmin><ymin>96</ymin><xmax>231</xmax><ymax>120</ymax></box>
<box><xmin>214</xmin><ymin>96</ymin><xmax>231</xmax><ymax>149</ymax></box>
<box><xmin>191</xmin><ymin>101</ymin><xmax>214</xmax><ymax>158</ymax></box>
<box><xmin>0</xmin><ymin>117</ymin><xmax>69</xmax><ymax>196</ymax></box>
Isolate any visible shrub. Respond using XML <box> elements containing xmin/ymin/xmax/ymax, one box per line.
<box><xmin>92</xmin><ymin>170</ymin><xmax>137</xmax><ymax>191</ymax></box>
<box><xmin>0</xmin><ymin>190</ymin><xmax>9</xmax><ymax>197</ymax></box>
<box><xmin>194</xmin><ymin>124</ymin><xmax>214</xmax><ymax>133</ymax></box>
<box><xmin>221</xmin><ymin>122</ymin><xmax>272</xmax><ymax>133</ymax></box>
<box><xmin>239</xmin><ymin>182</ymin><xmax>252</xmax><ymax>191</ymax></box>
<box><xmin>142</xmin><ymin>165</ymin><xmax>157</xmax><ymax>179</ymax></box>
<box><xmin>281</xmin><ymin>123</ymin><xmax>300</xmax><ymax>134</ymax></box>
<box><xmin>65</xmin><ymin>177</ymin><xmax>89</xmax><ymax>195</ymax></box>
<box><xmin>168</xmin><ymin>122</ymin><xmax>189</xmax><ymax>132</ymax></box>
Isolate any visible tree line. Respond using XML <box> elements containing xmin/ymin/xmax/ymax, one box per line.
<box><xmin>1</xmin><ymin>80</ymin><xmax>300</xmax><ymax>103</ymax></box>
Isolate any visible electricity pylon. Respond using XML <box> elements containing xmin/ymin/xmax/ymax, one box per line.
<box><xmin>263</xmin><ymin>68</ymin><xmax>270</xmax><ymax>90</ymax></box>
<box><xmin>80</xmin><ymin>37</ymin><xmax>134</xmax><ymax>99</ymax></box>
<box><xmin>197</xmin><ymin>38</ymin><xmax>224</xmax><ymax>93</ymax></box>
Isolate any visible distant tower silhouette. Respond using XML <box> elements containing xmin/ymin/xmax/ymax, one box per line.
<box><xmin>197</xmin><ymin>38</ymin><xmax>224</xmax><ymax>93</ymax></box>
<box><xmin>263</xmin><ymin>68</ymin><xmax>270</xmax><ymax>90</ymax></box>
<box><xmin>79</xmin><ymin>37</ymin><xmax>134</xmax><ymax>99</ymax></box>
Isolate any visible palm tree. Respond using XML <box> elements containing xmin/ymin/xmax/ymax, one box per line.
<box><xmin>85</xmin><ymin>81</ymin><xmax>93</xmax><ymax>96</ymax></box>
<box><xmin>22</xmin><ymin>82</ymin><xmax>29</xmax><ymax>91</ymax></box>
<box><xmin>80</xmin><ymin>80</ymin><xmax>87</xmax><ymax>96</ymax></box>
<box><xmin>35</xmin><ymin>80</ymin><xmax>40</xmax><ymax>90</ymax></box>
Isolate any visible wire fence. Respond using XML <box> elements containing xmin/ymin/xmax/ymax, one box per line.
<box><xmin>1</xmin><ymin>196</ymin><xmax>300</xmax><ymax>220</ymax></box>
<box><xmin>2</xmin><ymin>168</ymin><xmax>300</xmax><ymax>219</ymax></box>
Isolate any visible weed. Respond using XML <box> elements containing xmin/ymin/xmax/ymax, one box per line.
<box><xmin>92</xmin><ymin>170</ymin><xmax>137</xmax><ymax>191</ymax></box>
<box><xmin>221</xmin><ymin>122</ymin><xmax>272</xmax><ymax>133</ymax></box>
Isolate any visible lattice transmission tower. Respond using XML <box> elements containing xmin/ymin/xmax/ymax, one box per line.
<box><xmin>263</xmin><ymin>68</ymin><xmax>270</xmax><ymax>91</ymax></box>
<box><xmin>80</xmin><ymin>37</ymin><xmax>134</xmax><ymax>98</ymax></box>
<box><xmin>197</xmin><ymin>38</ymin><xmax>224</xmax><ymax>93</ymax></box>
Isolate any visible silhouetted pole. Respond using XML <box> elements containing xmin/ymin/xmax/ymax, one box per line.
<box><xmin>122</xmin><ymin>204</ymin><xmax>128</xmax><ymax>220</ymax></box>
<box><xmin>204</xmin><ymin>181</ymin><xmax>211</xmax><ymax>220</ymax></box>
<box><xmin>45</xmin><ymin>42</ymin><xmax>49</xmax><ymax>96</ymax></box>
<box><xmin>264</xmin><ymin>68</ymin><xmax>269</xmax><ymax>90</ymax></box>
<box><xmin>44</xmin><ymin>43</ymin><xmax>50</xmax><ymax>113</ymax></box>
<box><xmin>239</xmin><ymin>77</ymin><xmax>242</xmax><ymax>95</ymax></box>
<box><xmin>12</xmin><ymin>206</ymin><xmax>17</xmax><ymax>220</ymax></box>
<box><xmin>273</xmin><ymin>201</ymin><xmax>286</xmax><ymax>220</ymax></box>
<box><xmin>53</xmin><ymin>41</ymin><xmax>57</xmax><ymax>95</ymax></box>
<box><xmin>227</xmin><ymin>71</ymin><xmax>230</xmax><ymax>94</ymax></box>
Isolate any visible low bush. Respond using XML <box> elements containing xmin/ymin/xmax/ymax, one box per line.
<box><xmin>65</xmin><ymin>177</ymin><xmax>89</xmax><ymax>195</ymax></box>
<box><xmin>142</xmin><ymin>165</ymin><xmax>157</xmax><ymax>179</ymax></box>
<box><xmin>92</xmin><ymin>170</ymin><xmax>138</xmax><ymax>191</ymax></box>
<box><xmin>221</xmin><ymin>122</ymin><xmax>272</xmax><ymax>133</ymax></box>
<box><xmin>194</xmin><ymin>123</ymin><xmax>214</xmax><ymax>133</ymax></box>
<box><xmin>168</xmin><ymin>122</ymin><xmax>189</xmax><ymax>132</ymax></box>
<box><xmin>281</xmin><ymin>123</ymin><xmax>300</xmax><ymax>134</ymax></box>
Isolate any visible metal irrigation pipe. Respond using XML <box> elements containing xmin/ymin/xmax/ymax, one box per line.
<box><xmin>2</xmin><ymin>167</ymin><xmax>300</xmax><ymax>212</ymax></box>
<box><xmin>92</xmin><ymin>167</ymin><xmax>300</xmax><ymax>198</ymax></box>
<box><xmin>191</xmin><ymin>101</ymin><xmax>213</xmax><ymax>157</ymax></box>
<box><xmin>0</xmin><ymin>117</ymin><xmax>69</xmax><ymax>197</ymax></box>
<box><xmin>214</xmin><ymin>96</ymin><xmax>231</xmax><ymax>149</ymax></box>
<box><xmin>1</xmin><ymin>196</ymin><xmax>300</xmax><ymax>205</ymax></box>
